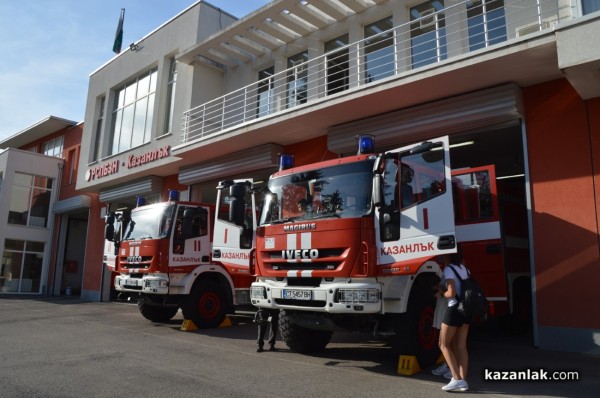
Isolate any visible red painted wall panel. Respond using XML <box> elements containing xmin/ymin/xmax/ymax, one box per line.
<box><xmin>283</xmin><ymin>135</ymin><xmax>337</xmax><ymax>166</ymax></box>
<box><xmin>524</xmin><ymin>79</ymin><xmax>600</xmax><ymax>329</ymax></box>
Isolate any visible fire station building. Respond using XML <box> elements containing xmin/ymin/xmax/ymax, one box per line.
<box><xmin>76</xmin><ymin>1</ymin><xmax>600</xmax><ymax>354</ymax></box>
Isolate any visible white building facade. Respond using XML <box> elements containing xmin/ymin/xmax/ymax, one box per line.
<box><xmin>0</xmin><ymin>148</ymin><xmax>63</xmax><ymax>294</ymax></box>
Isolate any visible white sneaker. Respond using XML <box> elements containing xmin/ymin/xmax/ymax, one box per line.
<box><xmin>442</xmin><ymin>378</ymin><xmax>469</xmax><ymax>392</ymax></box>
<box><xmin>431</xmin><ymin>363</ymin><xmax>449</xmax><ymax>376</ymax></box>
<box><xmin>443</xmin><ymin>370</ymin><xmax>452</xmax><ymax>379</ymax></box>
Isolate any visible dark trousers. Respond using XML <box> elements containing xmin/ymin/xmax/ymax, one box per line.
<box><xmin>257</xmin><ymin>310</ymin><xmax>279</xmax><ymax>348</ymax></box>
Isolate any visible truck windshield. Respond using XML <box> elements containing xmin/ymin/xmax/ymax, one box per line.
<box><xmin>122</xmin><ymin>203</ymin><xmax>176</xmax><ymax>240</ymax></box>
<box><xmin>260</xmin><ymin>160</ymin><xmax>374</xmax><ymax>225</ymax></box>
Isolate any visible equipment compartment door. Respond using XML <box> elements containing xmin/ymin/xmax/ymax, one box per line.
<box><xmin>452</xmin><ymin>165</ymin><xmax>507</xmax><ymax>310</ymax></box>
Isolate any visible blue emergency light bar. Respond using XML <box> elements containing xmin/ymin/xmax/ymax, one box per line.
<box><xmin>279</xmin><ymin>154</ymin><xmax>295</xmax><ymax>171</ymax></box>
<box><xmin>136</xmin><ymin>196</ymin><xmax>146</xmax><ymax>207</ymax></box>
<box><xmin>168</xmin><ymin>189</ymin><xmax>180</xmax><ymax>201</ymax></box>
<box><xmin>357</xmin><ymin>134</ymin><xmax>375</xmax><ymax>154</ymax></box>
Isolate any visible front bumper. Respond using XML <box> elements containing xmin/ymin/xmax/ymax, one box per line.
<box><xmin>114</xmin><ymin>273</ymin><xmax>169</xmax><ymax>294</ymax></box>
<box><xmin>250</xmin><ymin>279</ymin><xmax>382</xmax><ymax>314</ymax></box>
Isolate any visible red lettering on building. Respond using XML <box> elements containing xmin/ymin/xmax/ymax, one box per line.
<box><xmin>85</xmin><ymin>160</ymin><xmax>119</xmax><ymax>181</ymax></box>
<box><xmin>85</xmin><ymin>146</ymin><xmax>171</xmax><ymax>181</ymax></box>
<box><xmin>127</xmin><ymin>145</ymin><xmax>171</xmax><ymax>169</ymax></box>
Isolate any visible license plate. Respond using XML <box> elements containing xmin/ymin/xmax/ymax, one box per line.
<box><xmin>124</xmin><ymin>279</ymin><xmax>139</xmax><ymax>287</ymax></box>
<box><xmin>282</xmin><ymin>289</ymin><xmax>312</xmax><ymax>300</ymax></box>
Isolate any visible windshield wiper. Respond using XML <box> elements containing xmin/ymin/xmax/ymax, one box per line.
<box><xmin>271</xmin><ymin>217</ymin><xmax>299</xmax><ymax>224</ymax></box>
<box><xmin>311</xmin><ymin>212</ymin><xmax>341</xmax><ymax>220</ymax></box>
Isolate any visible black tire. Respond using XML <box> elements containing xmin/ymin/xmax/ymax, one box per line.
<box><xmin>279</xmin><ymin>310</ymin><xmax>332</xmax><ymax>353</ymax></box>
<box><xmin>181</xmin><ymin>279</ymin><xmax>227</xmax><ymax>329</ymax></box>
<box><xmin>391</xmin><ymin>283</ymin><xmax>440</xmax><ymax>369</ymax></box>
<box><xmin>138</xmin><ymin>301</ymin><xmax>179</xmax><ymax>322</ymax></box>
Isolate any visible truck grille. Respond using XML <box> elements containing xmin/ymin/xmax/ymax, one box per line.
<box><xmin>266</xmin><ymin>248</ymin><xmax>344</xmax><ymax>271</ymax></box>
<box><xmin>272</xmin><ymin>263</ymin><xmax>339</xmax><ymax>271</ymax></box>
<box><xmin>274</xmin><ymin>298</ymin><xmax>326</xmax><ymax>308</ymax></box>
<box><xmin>119</xmin><ymin>256</ymin><xmax>153</xmax><ymax>269</ymax></box>
<box><xmin>268</xmin><ymin>249</ymin><xmax>344</xmax><ymax>259</ymax></box>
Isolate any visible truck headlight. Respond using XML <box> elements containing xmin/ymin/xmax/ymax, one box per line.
<box><xmin>337</xmin><ymin>288</ymin><xmax>380</xmax><ymax>304</ymax></box>
<box><xmin>250</xmin><ymin>286</ymin><xmax>266</xmax><ymax>299</ymax></box>
<box><xmin>145</xmin><ymin>280</ymin><xmax>168</xmax><ymax>288</ymax></box>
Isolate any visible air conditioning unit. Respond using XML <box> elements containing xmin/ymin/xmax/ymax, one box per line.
<box><xmin>515</xmin><ymin>17</ymin><xmax>558</xmax><ymax>38</ymax></box>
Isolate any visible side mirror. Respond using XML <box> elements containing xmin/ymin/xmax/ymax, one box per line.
<box><xmin>372</xmin><ymin>174</ymin><xmax>382</xmax><ymax>208</ymax></box>
<box><xmin>230</xmin><ymin>183</ymin><xmax>247</xmax><ymax>227</ymax></box>
<box><xmin>105</xmin><ymin>212</ymin><xmax>115</xmax><ymax>241</ymax></box>
<box><xmin>104</xmin><ymin>224</ymin><xmax>115</xmax><ymax>242</ymax></box>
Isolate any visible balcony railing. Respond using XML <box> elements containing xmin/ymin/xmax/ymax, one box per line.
<box><xmin>182</xmin><ymin>0</ymin><xmax>573</xmax><ymax>144</ymax></box>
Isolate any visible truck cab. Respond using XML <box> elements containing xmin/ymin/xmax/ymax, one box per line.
<box><xmin>250</xmin><ymin>136</ymin><xmax>456</xmax><ymax>365</ymax></box>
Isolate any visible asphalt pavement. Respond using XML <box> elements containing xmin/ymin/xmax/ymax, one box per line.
<box><xmin>1</xmin><ymin>296</ymin><xmax>599</xmax><ymax>397</ymax></box>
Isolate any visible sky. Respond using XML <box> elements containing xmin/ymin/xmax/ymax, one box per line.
<box><xmin>0</xmin><ymin>0</ymin><xmax>270</xmax><ymax>142</ymax></box>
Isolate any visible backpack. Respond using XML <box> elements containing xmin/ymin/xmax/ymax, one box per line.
<box><xmin>448</xmin><ymin>264</ymin><xmax>488</xmax><ymax>319</ymax></box>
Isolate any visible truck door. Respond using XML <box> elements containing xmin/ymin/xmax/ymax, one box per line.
<box><xmin>376</xmin><ymin>136</ymin><xmax>456</xmax><ymax>266</ymax></box>
<box><xmin>170</xmin><ymin>205</ymin><xmax>211</xmax><ymax>265</ymax></box>
<box><xmin>212</xmin><ymin>180</ymin><xmax>255</xmax><ymax>268</ymax></box>
<box><xmin>451</xmin><ymin>165</ymin><xmax>507</xmax><ymax>314</ymax></box>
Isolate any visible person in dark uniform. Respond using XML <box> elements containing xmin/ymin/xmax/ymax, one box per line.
<box><xmin>254</xmin><ymin>308</ymin><xmax>280</xmax><ymax>352</ymax></box>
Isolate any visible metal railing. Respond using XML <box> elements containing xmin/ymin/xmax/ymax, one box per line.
<box><xmin>182</xmin><ymin>0</ymin><xmax>573</xmax><ymax>144</ymax></box>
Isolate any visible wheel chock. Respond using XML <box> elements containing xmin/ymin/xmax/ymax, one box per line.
<box><xmin>219</xmin><ymin>316</ymin><xmax>232</xmax><ymax>328</ymax></box>
<box><xmin>397</xmin><ymin>355</ymin><xmax>422</xmax><ymax>376</ymax></box>
<box><xmin>436</xmin><ymin>352</ymin><xmax>445</xmax><ymax>365</ymax></box>
<box><xmin>180</xmin><ymin>319</ymin><xmax>198</xmax><ymax>331</ymax></box>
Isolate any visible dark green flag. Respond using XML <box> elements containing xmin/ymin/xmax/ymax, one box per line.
<box><xmin>113</xmin><ymin>9</ymin><xmax>125</xmax><ymax>54</ymax></box>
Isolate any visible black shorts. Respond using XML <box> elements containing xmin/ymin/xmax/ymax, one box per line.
<box><xmin>443</xmin><ymin>304</ymin><xmax>472</xmax><ymax>327</ymax></box>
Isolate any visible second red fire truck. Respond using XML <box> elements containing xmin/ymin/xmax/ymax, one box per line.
<box><xmin>105</xmin><ymin>180</ymin><xmax>256</xmax><ymax>328</ymax></box>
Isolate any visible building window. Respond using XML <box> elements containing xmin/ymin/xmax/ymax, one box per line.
<box><xmin>467</xmin><ymin>0</ymin><xmax>507</xmax><ymax>51</ymax></box>
<box><xmin>164</xmin><ymin>58</ymin><xmax>177</xmax><ymax>135</ymax></box>
<box><xmin>257</xmin><ymin>66</ymin><xmax>275</xmax><ymax>117</ymax></box>
<box><xmin>410</xmin><ymin>1</ymin><xmax>447</xmax><ymax>69</ymax></box>
<box><xmin>286</xmin><ymin>51</ymin><xmax>308</xmax><ymax>108</ymax></box>
<box><xmin>364</xmin><ymin>17</ymin><xmax>395</xmax><ymax>83</ymax></box>
<box><xmin>42</xmin><ymin>136</ymin><xmax>64</xmax><ymax>158</ymax></box>
<box><xmin>7</xmin><ymin>172</ymin><xmax>54</xmax><ymax>228</ymax></box>
<box><xmin>92</xmin><ymin>97</ymin><xmax>105</xmax><ymax>162</ymax></box>
<box><xmin>110</xmin><ymin>68</ymin><xmax>157</xmax><ymax>155</ymax></box>
<box><xmin>583</xmin><ymin>0</ymin><xmax>600</xmax><ymax>14</ymax></box>
<box><xmin>325</xmin><ymin>34</ymin><xmax>349</xmax><ymax>95</ymax></box>
<box><xmin>1</xmin><ymin>239</ymin><xmax>45</xmax><ymax>293</ymax></box>
<box><xmin>26</xmin><ymin>147</ymin><xmax>38</xmax><ymax>153</ymax></box>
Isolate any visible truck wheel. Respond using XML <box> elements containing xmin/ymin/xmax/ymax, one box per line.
<box><xmin>138</xmin><ymin>301</ymin><xmax>179</xmax><ymax>322</ymax></box>
<box><xmin>279</xmin><ymin>310</ymin><xmax>332</xmax><ymax>353</ymax></box>
<box><xmin>391</xmin><ymin>285</ymin><xmax>439</xmax><ymax>368</ymax></box>
<box><xmin>182</xmin><ymin>279</ymin><xmax>227</xmax><ymax>329</ymax></box>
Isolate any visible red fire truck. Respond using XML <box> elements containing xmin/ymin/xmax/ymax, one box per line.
<box><xmin>249</xmin><ymin>135</ymin><xmax>530</xmax><ymax>367</ymax></box>
<box><xmin>105</xmin><ymin>180</ymin><xmax>255</xmax><ymax>328</ymax></box>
